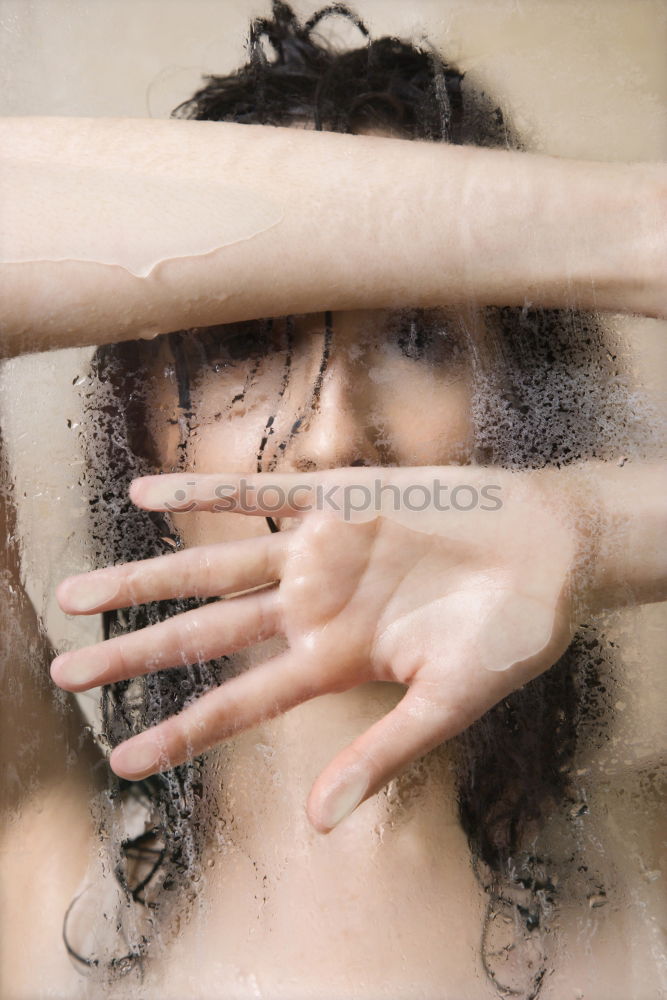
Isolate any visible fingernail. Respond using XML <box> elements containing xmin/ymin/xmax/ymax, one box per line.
<box><xmin>320</xmin><ymin>772</ymin><xmax>369</xmax><ymax>831</ymax></box>
<box><xmin>135</xmin><ymin>478</ymin><xmax>172</xmax><ymax>509</ymax></box>
<box><xmin>52</xmin><ymin>654</ymin><xmax>106</xmax><ymax>688</ymax></box>
<box><xmin>112</xmin><ymin>739</ymin><xmax>161</xmax><ymax>777</ymax></box>
<box><xmin>63</xmin><ymin>574</ymin><xmax>120</xmax><ymax>612</ymax></box>
<box><xmin>128</xmin><ymin>478</ymin><xmax>144</xmax><ymax>503</ymax></box>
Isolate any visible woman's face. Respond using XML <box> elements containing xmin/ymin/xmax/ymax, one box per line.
<box><xmin>147</xmin><ymin>306</ymin><xmax>478</xmax><ymax>547</ymax></box>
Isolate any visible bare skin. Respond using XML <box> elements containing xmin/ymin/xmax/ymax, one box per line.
<box><xmin>49</xmin><ymin>307</ymin><xmax>666</xmax><ymax>999</ymax></box>
<box><xmin>52</xmin><ymin>461</ymin><xmax>667</xmax><ymax>833</ymax></box>
<box><xmin>0</xmin><ymin>439</ymin><xmax>103</xmax><ymax>1000</ymax></box>
<box><xmin>0</xmin><ymin>118</ymin><xmax>666</xmax><ymax>357</ymax></box>
<box><xmin>0</xmin><ymin>121</ymin><xmax>665</xmax><ymax>997</ymax></box>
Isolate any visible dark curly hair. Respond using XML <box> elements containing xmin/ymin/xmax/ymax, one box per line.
<box><xmin>71</xmin><ymin>3</ymin><xmax>631</xmax><ymax>995</ymax></box>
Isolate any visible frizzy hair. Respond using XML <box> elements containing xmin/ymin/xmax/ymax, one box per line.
<box><xmin>75</xmin><ymin>3</ymin><xmax>625</xmax><ymax>995</ymax></box>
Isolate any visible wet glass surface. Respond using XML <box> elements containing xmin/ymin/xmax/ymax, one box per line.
<box><xmin>1</xmin><ymin>3</ymin><xmax>665</xmax><ymax>998</ymax></box>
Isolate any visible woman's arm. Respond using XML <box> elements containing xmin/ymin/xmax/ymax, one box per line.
<box><xmin>0</xmin><ymin>435</ymin><xmax>103</xmax><ymax>989</ymax></box>
<box><xmin>1</xmin><ymin>117</ymin><xmax>665</xmax><ymax>357</ymax></box>
<box><xmin>0</xmin><ymin>434</ymin><xmax>103</xmax><ymax>824</ymax></box>
<box><xmin>576</xmin><ymin>460</ymin><xmax>667</xmax><ymax>612</ymax></box>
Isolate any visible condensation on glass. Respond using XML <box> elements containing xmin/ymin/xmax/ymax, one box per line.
<box><xmin>0</xmin><ymin>3</ymin><xmax>665</xmax><ymax>1000</ymax></box>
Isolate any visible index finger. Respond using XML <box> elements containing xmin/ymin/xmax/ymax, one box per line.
<box><xmin>129</xmin><ymin>468</ymin><xmax>388</xmax><ymax>518</ymax></box>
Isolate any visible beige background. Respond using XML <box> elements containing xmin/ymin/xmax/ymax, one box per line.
<box><xmin>0</xmin><ymin>0</ymin><xmax>665</xmax><ymax>738</ymax></box>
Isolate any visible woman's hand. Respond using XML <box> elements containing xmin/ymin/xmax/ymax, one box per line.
<box><xmin>51</xmin><ymin>464</ymin><xmax>601</xmax><ymax>832</ymax></box>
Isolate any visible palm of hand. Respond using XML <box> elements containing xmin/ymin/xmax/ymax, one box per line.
<box><xmin>280</xmin><ymin>502</ymin><xmax>573</xmax><ymax>726</ymax></box>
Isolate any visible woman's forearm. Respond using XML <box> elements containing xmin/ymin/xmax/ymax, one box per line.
<box><xmin>1</xmin><ymin>117</ymin><xmax>665</xmax><ymax>356</ymax></box>
<box><xmin>547</xmin><ymin>460</ymin><xmax>667</xmax><ymax>614</ymax></box>
<box><xmin>587</xmin><ymin>461</ymin><xmax>667</xmax><ymax>612</ymax></box>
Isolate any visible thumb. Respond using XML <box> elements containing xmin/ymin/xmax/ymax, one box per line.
<box><xmin>306</xmin><ymin>680</ymin><xmax>465</xmax><ymax>834</ymax></box>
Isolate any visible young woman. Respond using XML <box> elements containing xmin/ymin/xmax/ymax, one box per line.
<box><xmin>1</xmin><ymin>3</ymin><xmax>665</xmax><ymax>998</ymax></box>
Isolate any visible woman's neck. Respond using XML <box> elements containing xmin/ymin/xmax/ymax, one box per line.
<box><xmin>142</xmin><ymin>678</ymin><xmax>493</xmax><ymax>998</ymax></box>
<box><xmin>213</xmin><ymin>680</ymin><xmax>459</xmax><ymax>853</ymax></box>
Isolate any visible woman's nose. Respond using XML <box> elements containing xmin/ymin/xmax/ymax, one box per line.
<box><xmin>282</xmin><ymin>330</ymin><xmax>384</xmax><ymax>473</ymax></box>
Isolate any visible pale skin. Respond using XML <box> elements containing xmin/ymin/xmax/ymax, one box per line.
<box><xmin>1</xmin><ymin>117</ymin><xmax>666</xmax><ymax>997</ymax></box>
<box><xmin>4</xmin><ymin>119</ymin><xmax>652</xmax><ymax>830</ymax></box>
<box><xmin>1</xmin><ymin>118</ymin><xmax>666</xmax><ymax>358</ymax></box>
<box><xmin>0</xmin><ymin>116</ymin><xmax>664</xmax><ymax>830</ymax></box>
<box><xmin>50</xmin><ymin>461</ymin><xmax>667</xmax><ymax>833</ymax></box>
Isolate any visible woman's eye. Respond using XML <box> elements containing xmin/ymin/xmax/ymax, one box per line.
<box><xmin>395</xmin><ymin>314</ymin><xmax>431</xmax><ymax>360</ymax></box>
<box><xmin>183</xmin><ymin>320</ymin><xmax>275</xmax><ymax>372</ymax></box>
<box><xmin>390</xmin><ymin>310</ymin><xmax>464</xmax><ymax>365</ymax></box>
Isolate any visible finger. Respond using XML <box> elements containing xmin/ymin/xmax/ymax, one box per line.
<box><xmin>56</xmin><ymin>533</ymin><xmax>288</xmax><ymax>615</ymax></box>
<box><xmin>50</xmin><ymin>588</ymin><xmax>279</xmax><ymax>691</ymax></box>
<box><xmin>306</xmin><ymin>680</ymin><xmax>472</xmax><ymax>834</ymax></box>
<box><xmin>128</xmin><ymin>468</ymin><xmax>385</xmax><ymax>517</ymax></box>
<box><xmin>109</xmin><ymin>647</ymin><xmax>328</xmax><ymax>780</ymax></box>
